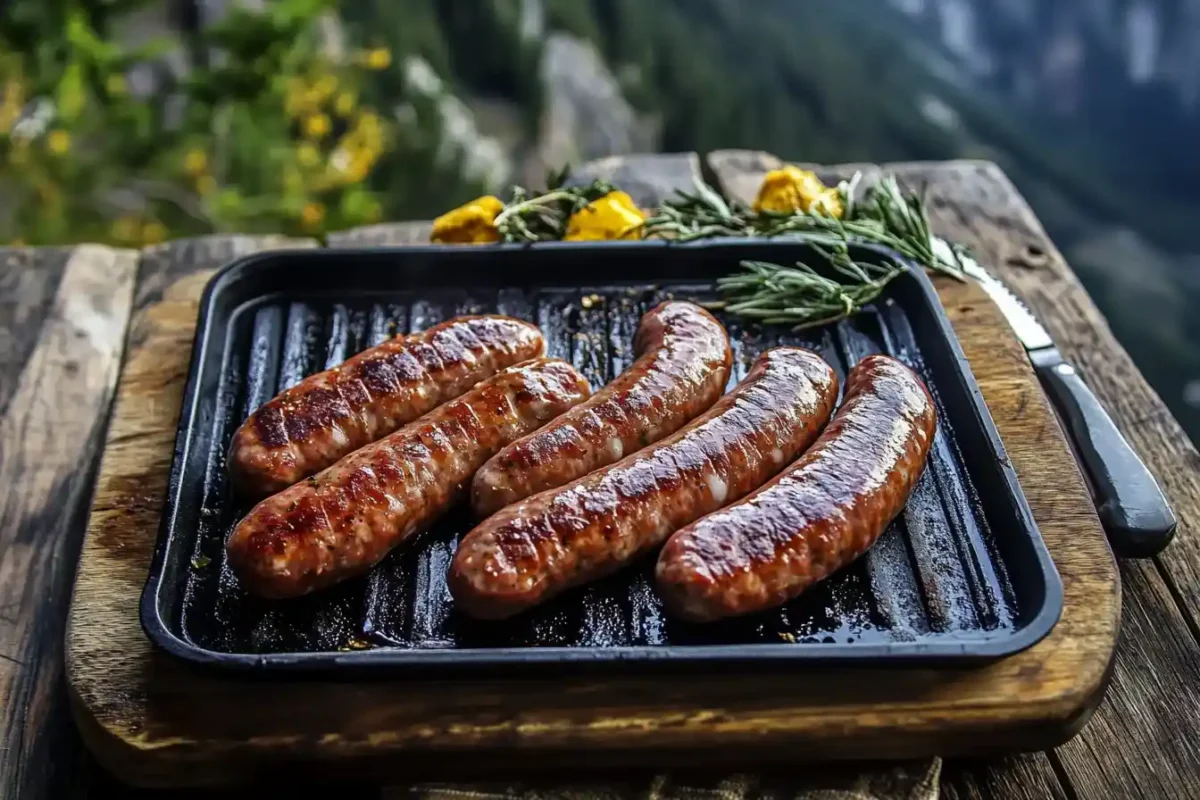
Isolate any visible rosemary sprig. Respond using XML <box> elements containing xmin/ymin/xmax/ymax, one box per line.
<box><xmin>494</xmin><ymin>178</ymin><xmax>615</xmax><ymax>243</ymax></box>
<box><xmin>647</xmin><ymin>173</ymin><xmax>966</xmax><ymax>281</ymax></box>
<box><xmin>643</xmin><ymin>171</ymin><xmax>970</xmax><ymax>328</ymax></box>
<box><xmin>709</xmin><ymin>223</ymin><xmax>910</xmax><ymax>330</ymax></box>
<box><xmin>496</xmin><ymin>167</ymin><xmax>972</xmax><ymax>329</ymax></box>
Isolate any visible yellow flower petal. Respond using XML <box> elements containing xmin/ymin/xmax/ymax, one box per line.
<box><xmin>297</xmin><ymin>143</ymin><xmax>321</xmax><ymax>167</ymax></box>
<box><xmin>752</xmin><ymin>165</ymin><xmax>844</xmax><ymax>218</ymax></box>
<box><xmin>301</xmin><ymin>201</ymin><xmax>326</xmax><ymax>229</ymax></box>
<box><xmin>303</xmin><ymin>113</ymin><xmax>332</xmax><ymax>140</ymax></box>
<box><xmin>334</xmin><ymin>92</ymin><xmax>356</xmax><ymax>117</ymax></box>
<box><xmin>46</xmin><ymin>130</ymin><xmax>71</xmax><ymax>156</ymax></box>
<box><xmin>111</xmin><ymin>216</ymin><xmax>140</xmax><ymax>242</ymax></box>
<box><xmin>430</xmin><ymin>196</ymin><xmax>504</xmax><ymax>244</ymax></box>
<box><xmin>563</xmin><ymin>191</ymin><xmax>646</xmax><ymax>241</ymax></box>
<box><xmin>365</xmin><ymin>48</ymin><xmax>392</xmax><ymax>71</ymax></box>
<box><xmin>141</xmin><ymin>221</ymin><xmax>168</xmax><ymax>244</ymax></box>
<box><xmin>314</xmin><ymin>75</ymin><xmax>338</xmax><ymax>100</ymax></box>
<box><xmin>183</xmin><ymin>149</ymin><xmax>208</xmax><ymax>177</ymax></box>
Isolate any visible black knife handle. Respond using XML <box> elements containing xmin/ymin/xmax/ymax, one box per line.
<box><xmin>1034</xmin><ymin>358</ymin><xmax>1176</xmax><ymax>557</ymax></box>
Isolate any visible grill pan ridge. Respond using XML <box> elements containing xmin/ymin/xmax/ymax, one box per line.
<box><xmin>141</xmin><ymin>240</ymin><xmax>1062</xmax><ymax>673</ymax></box>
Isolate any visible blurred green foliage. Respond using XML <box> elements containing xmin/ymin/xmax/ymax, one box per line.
<box><xmin>0</xmin><ymin>0</ymin><xmax>485</xmax><ymax>246</ymax></box>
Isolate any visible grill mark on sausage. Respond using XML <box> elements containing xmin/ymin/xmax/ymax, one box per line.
<box><xmin>449</xmin><ymin>347</ymin><xmax>839</xmax><ymax>620</ymax></box>
<box><xmin>228</xmin><ymin>315</ymin><xmax>545</xmax><ymax>496</ymax></box>
<box><xmin>469</xmin><ymin>301</ymin><xmax>732</xmax><ymax>519</ymax></box>
<box><xmin>226</xmin><ymin>358</ymin><xmax>590</xmax><ymax>599</ymax></box>
<box><xmin>654</xmin><ymin>354</ymin><xmax>937</xmax><ymax>623</ymax></box>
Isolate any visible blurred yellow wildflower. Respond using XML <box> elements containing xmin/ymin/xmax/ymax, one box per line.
<box><xmin>111</xmin><ymin>216</ymin><xmax>140</xmax><ymax>242</ymax></box>
<box><xmin>46</xmin><ymin>130</ymin><xmax>71</xmax><ymax>156</ymax></box>
<box><xmin>564</xmin><ymin>191</ymin><xmax>646</xmax><ymax>241</ymax></box>
<box><xmin>314</xmin><ymin>74</ymin><xmax>338</xmax><ymax>101</ymax></box>
<box><xmin>363</xmin><ymin>48</ymin><xmax>392</xmax><ymax>71</ymax></box>
<box><xmin>334</xmin><ymin>92</ymin><xmax>356</xmax><ymax>117</ymax></box>
<box><xmin>304</xmin><ymin>113</ymin><xmax>331</xmax><ymax>140</ymax></box>
<box><xmin>431</xmin><ymin>196</ymin><xmax>504</xmax><ymax>244</ymax></box>
<box><xmin>753</xmin><ymin>165</ymin><xmax>843</xmax><ymax>218</ymax></box>
<box><xmin>297</xmin><ymin>142</ymin><xmax>321</xmax><ymax>167</ymax></box>
<box><xmin>196</xmin><ymin>175</ymin><xmax>217</xmax><ymax>196</ymax></box>
<box><xmin>183</xmin><ymin>149</ymin><xmax>208</xmax><ymax>177</ymax></box>
<box><xmin>142</xmin><ymin>221</ymin><xmax>168</xmax><ymax>244</ymax></box>
<box><xmin>301</xmin><ymin>201</ymin><xmax>326</xmax><ymax>228</ymax></box>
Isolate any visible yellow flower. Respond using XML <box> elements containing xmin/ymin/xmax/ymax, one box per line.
<box><xmin>110</xmin><ymin>216</ymin><xmax>139</xmax><ymax>242</ymax></box>
<box><xmin>364</xmin><ymin>47</ymin><xmax>392</xmax><ymax>71</ymax></box>
<box><xmin>46</xmin><ymin>130</ymin><xmax>71</xmax><ymax>156</ymax></box>
<box><xmin>196</xmin><ymin>175</ymin><xmax>217</xmax><ymax>196</ymax></box>
<box><xmin>304</xmin><ymin>113</ymin><xmax>332</xmax><ymax>140</ymax></box>
<box><xmin>105</xmin><ymin>74</ymin><xmax>127</xmax><ymax>96</ymax></box>
<box><xmin>141</xmin><ymin>221</ymin><xmax>168</xmax><ymax>244</ymax></box>
<box><xmin>343</xmin><ymin>157</ymin><xmax>371</xmax><ymax>184</ymax></box>
<box><xmin>301</xmin><ymin>201</ymin><xmax>326</xmax><ymax>229</ymax></box>
<box><xmin>430</xmin><ymin>196</ymin><xmax>504</xmax><ymax>244</ymax></box>
<box><xmin>314</xmin><ymin>74</ymin><xmax>338</xmax><ymax>100</ymax></box>
<box><xmin>753</xmin><ymin>165</ymin><xmax>844</xmax><ymax>219</ymax></box>
<box><xmin>183</xmin><ymin>149</ymin><xmax>208</xmax><ymax>177</ymax></box>
<box><xmin>334</xmin><ymin>92</ymin><xmax>356</xmax><ymax>117</ymax></box>
<box><xmin>563</xmin><ymin>191</ymin><xmax>646</xmax><ymax>241</ymax></box>
<box><xmin>297</xmin><ymin>142</ymin><xmax>321</xmax><ymax>167</ymax></box>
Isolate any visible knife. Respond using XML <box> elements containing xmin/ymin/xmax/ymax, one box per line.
<box><xmin>948</xmin><ymin>246</ymin><xmax>1177</xmax><ymax>557</ymax></box>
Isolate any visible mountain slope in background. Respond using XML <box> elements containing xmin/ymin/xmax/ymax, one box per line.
<box><xmin>153</xmin><ymin>0</ymin><xmax>1200</xmax><ymax>439</ymax></box>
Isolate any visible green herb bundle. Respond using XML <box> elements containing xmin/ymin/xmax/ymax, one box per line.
<box><xmin>648</xmin><ymin>173</ymin><xmax>969</xmax><ymax>329</ymax></box>
<box><xmin>495</xmin><ymin>168</ymin><xmax>970</xmax><ymax>329</ymax></box>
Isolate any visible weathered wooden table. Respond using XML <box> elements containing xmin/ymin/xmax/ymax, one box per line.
<box><xmin>2</xmin><ymin>153</ymin><xmax>1197</xmax><ymax>799</ymax></box>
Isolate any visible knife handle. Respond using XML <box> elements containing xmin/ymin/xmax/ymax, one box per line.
<box><xmin>1035</xmin><ymin>359</ymin><xmax>1176</xmax><ymax>557</ymax></box>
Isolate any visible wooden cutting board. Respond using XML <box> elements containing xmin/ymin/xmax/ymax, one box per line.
<box><xmin>65</xmin><ymin>264</ymin><xmax>1120</xmax><ymax>788</ymax></box>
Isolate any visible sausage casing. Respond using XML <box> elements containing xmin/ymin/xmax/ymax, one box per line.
<box><xmin>449</xmin><ymin>347</ymin><xmax>838</xmax><ymax>619</ymax></box>
<box><xmin>655</xmin><ymin>354</ymin><xmax>936</xmax><ymax>622</ymax></box>
<box><xmin>228</xmin><ymin>315</ymin><xmax>544</xmax><ymax>496</ymax></box>
<box><xmin>226</xmin><ymin>358</ymin><xmax>589</xmax><ymax>598</ymax></box>
<box><xmin>470</xmin><ymin>301</ymin><xmax>732</xmax><ymax>518</ymax></box>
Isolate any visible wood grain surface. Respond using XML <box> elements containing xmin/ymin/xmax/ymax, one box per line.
<box><xmin>0</xmin><ymin>245</ymin><xmax>138</xmax><ymax>799</ymax></box>
<box><xmin>63</xmin><ymin>176</ymin><xmax>1120</xmax><ymax>787</ymax></box>
<box><xmin>708</xmin><ymin>151</ymin><xmax>1200</xmax><ymax>800</ymax></box>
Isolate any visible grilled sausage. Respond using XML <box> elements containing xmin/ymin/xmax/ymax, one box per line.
<box><xmin>655</xmin><ymin>355</ymin><xmax>936</xmax><ymax>622</ymax></box>
<box><xmin>470</xmin><ymin>301</ymin><xmax>732</xmax><ymax>519</ymax></box>
<box><xmin>449</xmin><ymin>348</ymin><xmax>838</xmax><ymax>619</ymax></box>
<box><xmin>228</xmin><ymin>315</ymin><xmax>544</xmax><ymax>496</ymax></box>
<box><xmin>226</xmin><ymin>358</ymin><xmax>589</xmax><ymax>598</ymax></box>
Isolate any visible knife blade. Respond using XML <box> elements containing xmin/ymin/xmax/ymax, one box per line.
<box><xmin>945</xmin><ymin>242</ymin><xmax>1176</xmax><ymax>557</ymax></box>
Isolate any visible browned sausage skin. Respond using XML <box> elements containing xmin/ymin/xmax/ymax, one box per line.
<box><xmin>655</xmin><ymin>354</ymin><xmax>936</xmax><ymax>623</ymax></box>
<box><xmin>226</xmin><ymin>358</ymin><xmax>588</xmax><ymax>599</ymax></box>
<box><xmin>228</xmin><ymin>315</ymin><xmax>545</xmax><ymax>496</ymax></box>
<box><xmin>449</xmin><ymin>348</ymin><xmax>838</xmax><ymax>620</ymax></box>
<box><xmin>469</xmin><ymin>301</ymin><xmax>732</xmax><ymax>519</ymax></box>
